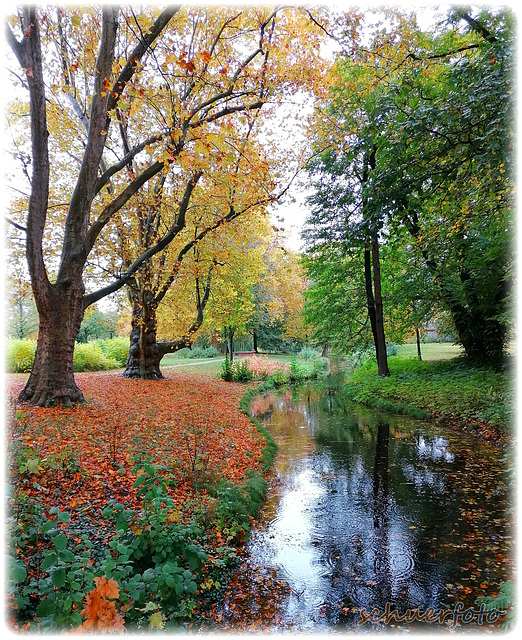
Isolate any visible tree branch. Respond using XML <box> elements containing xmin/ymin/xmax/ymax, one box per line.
<box><xmin>82</xmin><ymin>171</ymin><xmax>202</xmax><ymax>309</ymax></box>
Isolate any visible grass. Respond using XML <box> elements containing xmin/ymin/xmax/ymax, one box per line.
<box><xmin>397</xmin><ymin>342</ymin><xmax>463</xmax><ymax>360</ymax></box>
<box><xmin>345</xmin><ymin>354</ymin><xmax>513</xmax><ymax>434</ymax></box>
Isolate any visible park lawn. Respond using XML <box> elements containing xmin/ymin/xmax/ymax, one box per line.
<box><xmin>397</xmin><ymin>342</ymin><xmax>463</xmax><ymax>360</ymax></box>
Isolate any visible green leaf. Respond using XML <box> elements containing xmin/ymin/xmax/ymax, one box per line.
<box><xmin>51</xmin><ymin>567</ymin><xmax>66</xmax><ymax>588</ymax></box>
<box><xmin>57</xmin><ymin>511</ymin><xmax>70</xmax><ymax>523</ymax></box>
<box><xmin>59</xmin><ymin>549</ymin><xmax>75</xmax><ymax>563</ymax></box>
<box><xmin>133</xmin><ymin>475</ymin><xmax>148</xmax><ymax>488</ymax></box>
<box><xmin>142</xmin><ymin>568</ymin><xmax>154</xmax><ymax>582</ymax></box>
<box><xmin>41</xmin><ymin>520</ymin><xmax>55</xmax><ymax>533</ymax></box>
<box><xmin>41</xmin><ymin>553</ymin><xmax>58</xmax><ymax>571</ymax></box>
<box><xmin>53</xmin><ymin>533</ymin><xmax>67</xmax><ymax>550</ymax></box>
<box><xmin>36</xmin><ymin>597</ymin><xmax>55</xmax><ymax>618</ymax></box>
<box><xmin>10</xmin><ymin>560</ymin><xmax>27</xmax><ymax>584</ymax></box>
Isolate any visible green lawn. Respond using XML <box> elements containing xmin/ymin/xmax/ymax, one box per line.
<box><xmin>397</xmin><ymin>342</ymin><xmax>463</xmax><ymax>361</ymax></box>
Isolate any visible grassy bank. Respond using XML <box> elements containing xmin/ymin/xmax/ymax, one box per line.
<box><xmin>344</xmin><ymin>354</ymin><xmax>513</xmax><ymax>436</ymax></box>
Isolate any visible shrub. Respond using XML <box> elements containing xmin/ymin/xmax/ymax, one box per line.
<box><xmin>73</xmin><ymin>342</ymin><xmax>118</xmax><ymax>372</ymax></box>
<box><xmin>299</xmin><ymin>346</ymin><xmax>319</xmax><ymax>360</ymax></box>
<box><xmin>187</xmin><ymin>346</ymin><xmax>219</xmax><ymax>359</ymax></box>
<box><xmin>98</xmin><ymin>337</ymin><xmax>130</xmax><ymax>367</ymax></box>
<box><xmin>6</xmin><ymin>339</ymin><xmax>37</xmax><ymax>373</ymax></box>
<box><xmin>386</xmin><ymin>342</ymin><xmax>399</xmax><ymax>356</ymax></box>
<box><xmin>345</xmin><ymin>346</ymin><xmax>374</xmax><ymax>371</ymax></box>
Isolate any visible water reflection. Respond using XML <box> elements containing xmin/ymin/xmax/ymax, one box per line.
<box><xmin>244</xmin><ymin>383</ymin><xmax>513</xmax><ymax>632</ymax></box>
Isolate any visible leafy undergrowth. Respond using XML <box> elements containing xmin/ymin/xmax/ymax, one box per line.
<box><xmin>6</xmin><ymin>371</ymin><xmax>275</xmax><ymax>633</ymax></box>
<box><xmin>344</xmin><ymin>356</ymin><xmax>514</xmax><ymax>442</ymax></box>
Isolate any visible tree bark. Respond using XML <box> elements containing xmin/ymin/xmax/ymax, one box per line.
<box><xmin>416</xmin><ymin>326</ymin><xmax>422</xmax><ymax>361</ymax></box>
<box><xmin>371</xmin><ymin>240</ymin><xmax>390</xmax><ymax>377</ymax></box>
<box><xmin>122</xmin><ymin>297</ymin><xmax>163</xmax><ymax>380</ymax></box>
<box><xmin>364</xmin><ymin>246</ymin><xmax>380</xmax><ymax>361</ymax></box>
<box><xmin>122</xmin><ymin>270</ymin><xmax>212</xmax><ymax>379</ymax></box>
<box><xmin>19</xmin><ymin>281</ymin><xmax>86</xmax><ymax>407</ymax></box>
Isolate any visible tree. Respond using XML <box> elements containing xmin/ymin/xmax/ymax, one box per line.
<box><xmin>369</xmin><ymin>7</ymin><xmax>515</xmax><ymax>361</ymax></box>
<box><xmin>302</xmin><ymin>6</ymin><xmax>514</xmax><ymax>363</ymax></box>
<box><xmin>303</xmin><ymin>63</ymin><xmax>390</xmax><ymax>374</ymax></box>
<box><xmin>6</xmin><ymin>6</ymin><xmax>327</xmax><ymax>404</ymax></box>
<box><xmin>302</xmin><ymin>243</ymin><xmax>371</xmax><ymax>354</ymax></box>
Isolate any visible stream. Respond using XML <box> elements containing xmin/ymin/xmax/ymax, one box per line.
<box><xmin>217</xmin><ymin>375</ymin><xmax>514</xmax><ymax>633</ymax></box>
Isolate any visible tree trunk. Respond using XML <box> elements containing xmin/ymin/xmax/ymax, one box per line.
<box><xmin>122</xmin><ymin>297</ymin><xmax>163</xmax><ymax>380</ymax></box>
<box><xmin>123</xmin><ymin>269</ymin><xmax>213</xmax><ymax>379</ymax></box>
<box><xmin>364</xmin><ymin>246</ymin><xmax>380</xmax><ymax>361</ymax></box>
<box><xmin>227</xmin><ymin>327</ymin><xmax>235</xmax><ymax>362</ymax></box>
<box><xmin>253</xmin><ymin>328</ymin><xmax>258</xmax><ymax>354</ymax></box>
<box><xmin>321</xmin><ymin>341</ymin><xmax>329</xmax><ymax>358</ymax></box>
<box><xmin>364</xmin><ymin>242</ymin><xmax>389</xmax><ymax>376</ymax></box>
<box><xmin>416</xmin><ymin>326</ymin><xmax>422</xmax><ymax>361</ymax></box>
<box><xmin>19</xmin><ymin>282</ymin><xmax>86</xmax><ymax>407</ymax></box>
<box><xmin>371</xmin><ymin>240</ymin><xmax>389</xmax><ymax>377</ymax></box>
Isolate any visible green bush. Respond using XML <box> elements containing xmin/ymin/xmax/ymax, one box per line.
<box><xmin>98</xmin><ymin>337</ymin><xmax>130</xmax><ymax>367</ymax></box>
<box><xmin>386</xmin><ymin>342</ymin><xmax>399</xmax><ymax>356</ymax></box>
<box><xmin>6</xmin><ymin>339</ymin><xmax>37</xmax><ymax>373</ymax></box>
<box><xmin>187</xmin><ymin>346</ymin><xmax>219</xmax><ymax>359</ymax></box>
<box><xmin>73</xmin><ymin>342</ymin><xmax>118</xmax><ymax>372</ymax></box>
<box><xmin>299</xmin><ymin>346</ymin><xmax>319</xmax><ymax>360</ymax></box>
<box><xmin>6</xmin><ymin>337</ymin><xmax>130</xmax><ymax>373</ymax></box>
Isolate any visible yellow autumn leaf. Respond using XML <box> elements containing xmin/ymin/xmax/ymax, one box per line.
<box><xmin>149</xmin><ymin>611</ymin><xmax>165</xmax><ymax>630</ymax></box>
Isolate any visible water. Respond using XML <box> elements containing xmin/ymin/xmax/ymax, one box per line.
<box><xmin>223</xmin><ymin>378</ymin><xmax>514</xmax><ymax>633</ymax></box>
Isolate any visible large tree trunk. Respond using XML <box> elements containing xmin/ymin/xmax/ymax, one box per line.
<box><xmin>19</xmin><ymin>282</ymin><xmax>86</xmax><ymax>407</ymax></box>
<box><xmin>123</xmin><ymin>270</ymin><xmax>212</xmax><ymax>379</ymax></box>
<box><xmin>122</xmin><ymin>296</ymin><xmax>163</xmax><ymax>380</ymax></box>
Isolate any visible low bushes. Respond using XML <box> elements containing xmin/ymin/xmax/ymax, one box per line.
<box><xmin>98</xmin><ymin>337</ymin><xmax>130</xmax><ymax>367</ymax></box>
<box><xmin>6</xmin><ymin>339</ymin><xmax>37</xmax><ymax>373</ymax></box>
<box><xmin>6</xmin><ymin>337</ymin><xmax>130</xmax><ymax>374</ymax></box>
<box><xmin>72</xmin><ymin>343</ymin><xmax>118</xmax><ymax>372</ymax></box>
<box><xmin>220</xmin><ymin>354</ymin><xmax>327</xmax><ymax>385</ymax></box>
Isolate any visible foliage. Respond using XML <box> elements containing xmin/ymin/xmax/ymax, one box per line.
<box><xmin>345</xmin><ymin>345</ymin><xmax>375</xmax><ymax>372</ymax></box>
<box><xmin>6</xmin><ymin>370</ymin><xmax>277</xmax><ymax>631</ymax></box>
<box><xmin>299</xmin><ymin>347</ymin><xmax>320</xmax><ymax>360</ymax></box>
<box><xmin>5</xmin><ymin>337</ymin><xmax>131</xmax><ymax>373</ymax></box>
<box><xmin>77</xmin><ymin>576</ymin><xmax>125</xmax><ymax>634</ymax></box>
<box><xmin>186</xmin><ymin>346</ymin><xmax>219</xmax><ymax>360</ymax></box>
<box><xmin>302</xmin><ymin>7</ymin><xmax>515</xmax><ymax>362</ymax></box>
<box><xmin>72</xmin><ymin>342</ymin><xmax>118</xmax><ymax>373</ymax></box>
<box><xmin>386</xmin><ymin>342</ymin><xmax>399</xmax><ymax>357</ymax></box>
<box><xmin>476</xmin><ymin>581</ymin><xmax>516</xmax><ymax>630</ymax></box>
<box><xmin>6</xmin><ymin>339</ymin><xmax>37</xmax><ymax>373</ymax></box>
<box><xmin>6</xmin><ymin>5</ymin><xmax>330</xmax><ymax>404</ymax></box>
<box><xmin>77</xmin><ymin>308</ymin><xmax>117</xmax><ymax>343</ymax></box>
<box><xmin>98</xmin><ymin>337</ymin><xmax>130</xmax><ymax>367</ymax></box>
<box><xmin>345</xmin><ymin>355</ymin><xmax>513</xmax><ymax>432</ymax></box>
